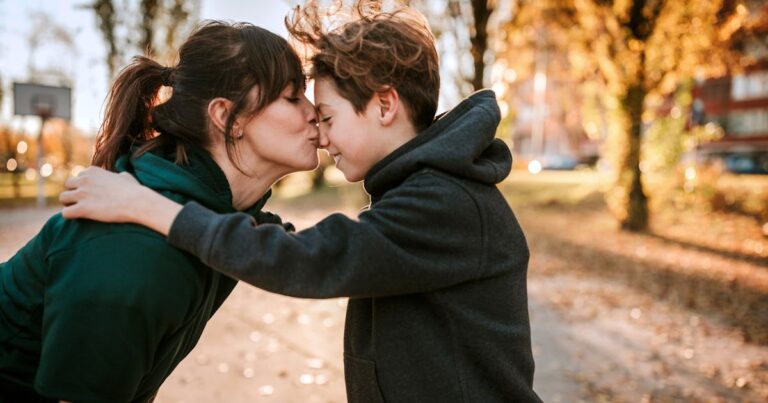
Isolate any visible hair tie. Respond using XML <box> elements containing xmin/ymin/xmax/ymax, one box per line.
<box><xmin>160</xmin><ymin>66</ymin><xmax>175</xmax><ymax>87</ymax></box>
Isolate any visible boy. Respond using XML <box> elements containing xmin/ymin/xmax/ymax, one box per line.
<box><xmin>61</xmin><ymin>3</ymin><xmax>542</xmax><ymax>402</ymax></box>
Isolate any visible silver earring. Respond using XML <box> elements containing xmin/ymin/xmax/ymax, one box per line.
<box><xmin>234</xmin><ymin>130</ymin><xmax>244</xmax><ymax>140</ymax></box>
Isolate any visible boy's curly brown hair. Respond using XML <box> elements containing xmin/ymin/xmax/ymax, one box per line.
<box><xmin>287</xmin><ymin>0</ymin><xmax>440</xmax><ymax>132</ymax></box>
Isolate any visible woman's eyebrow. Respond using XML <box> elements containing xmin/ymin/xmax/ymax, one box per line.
<box><xmin>316</xmin><ymin>103</ymin><xmax>332</xmax><ymax>114</ymax></box>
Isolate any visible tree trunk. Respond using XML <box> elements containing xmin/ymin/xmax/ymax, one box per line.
<box><xmin>163</xmin><ymin>0</ymin><xmax>192</xmax><ymax>62</ymax></box>
<box><xmin>90</xmin><ymin>0</ymin><xmax>119</xmax><ymax>80</ymax></box>
<box><xmin>470</xmin><ymin>0</ymin><xmax>491</xmax><ymax>91</ymax></box>
<box><xmin>0</xmin><ymin>128</ymin><xmax>21</xmax><ymax>199</ymax></box>
<box><xmin>12</xmin><ymin>170</ymin><xmax>20</xmax><ymax>199</ymax></box>
<box><xmin>618</xmin><ymin>83</ymin><xmax>649</xmax><ymax>231</ymax></box>
<box><xmin>140</xmin><ymin>0</ymin><xmax>160</xmax><ymax>54</ymax></box>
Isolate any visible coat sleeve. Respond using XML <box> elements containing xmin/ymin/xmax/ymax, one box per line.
<box><xmin>207</xmin><ymin>210</ymin><xmax>293</xmax><ymax>316</ymax></box>
<box><xmin>167</xmin><ymin>173</ymin><xmax>494</xmax><ymax>299</ymax></box>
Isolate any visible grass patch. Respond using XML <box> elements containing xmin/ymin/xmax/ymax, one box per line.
<box><xmin>501</xmin><ymin>169</ymin><xmax>610</xmax><ymax>209</ymax></box>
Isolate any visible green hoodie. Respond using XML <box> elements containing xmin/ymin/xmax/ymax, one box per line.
<box><xmin>0</xmin><ymin>146</ymin><xmax>269</xmax><ymax>403</ymax></box>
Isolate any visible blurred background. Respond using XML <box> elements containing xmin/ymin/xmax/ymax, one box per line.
<box><xmin>1</xmin><ymin>0</ymin><xmax>767</xmax><ymax>402</ymax></box>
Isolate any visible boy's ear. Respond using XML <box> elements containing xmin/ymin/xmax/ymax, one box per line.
<box><xmin>376</xmin><ymin>87</ymin><xmax>399</xmax><ymax>127</ymax></box>
<box><xmin>207</xmin><ymin>97</ymin><xmax>238</xmax><ymax>134</ymax></box>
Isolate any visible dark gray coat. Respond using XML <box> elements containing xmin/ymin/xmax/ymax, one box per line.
<box><xmin>168</xmin><ymin>90</ymin><xmax>541</xmax><ymax>402</ymax></box>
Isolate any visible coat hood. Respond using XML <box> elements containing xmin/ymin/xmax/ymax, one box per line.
<box><xmin>364</xmin><ymin>90</ymin><xmax>510</xmax><ymax>198</ymax></box>
<box><xmin>115</xmin><ymin>146</ymin><xmax>269</xmax><ymax>216</ymax></box>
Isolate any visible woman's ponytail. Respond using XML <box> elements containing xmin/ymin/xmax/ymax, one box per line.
<box><xmin>91</xmin><ymin>56</ymin><xmax>169</xmax><ymax>169</ymax></box>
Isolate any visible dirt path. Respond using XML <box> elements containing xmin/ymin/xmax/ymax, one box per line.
<box><xmin>520</xmin><ymin>206</ymin><xmax>768</xmax><ymax>402</ymax></box>
<box><xmin>2</xmin><ymin>204</ymin><xmax>766</xmax><ymax>402</ymax></box>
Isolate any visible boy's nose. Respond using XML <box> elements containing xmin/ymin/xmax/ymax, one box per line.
<box><xmin>317</xmin><ymin>128</ymin><xmax>330</xmax><ymax>149</ymax></box>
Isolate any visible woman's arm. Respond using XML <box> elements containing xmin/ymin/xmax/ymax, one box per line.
<box><xmin>60</xmin><ymin>166</ymin><xmax>182</xmax><ymax>235</ymax></box>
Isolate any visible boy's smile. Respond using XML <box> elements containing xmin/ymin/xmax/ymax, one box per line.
<box><xmin>331</xmin><ymin>152</ymin><xmax>342</xmax><ymax>165</ymax></box>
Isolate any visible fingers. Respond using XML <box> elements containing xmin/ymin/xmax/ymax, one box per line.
<box><xmin>119</xmin><ymin>171</ymin><xmax>139</xmax><ymax>184</ymax></box>
<box><xmin>80</xmin><ymin>166</ymin><xmax>106</xmax><ymax>176</ymax></box>
<box><xmin>64</xmin><ymin>167</ymin><xmax>92</xmax><ymax>190</ymax></box>
<box><xmin>65</xmin><ymin>166</ymin><xmax>116</xmax><ymax>191</ymax></box>
<box><xmin>60</xmin><ymin>166</ymin><xmax>139</xmax><ymax>221</ymax></box>
<box><xmin>61</xmin><ymin>202</ymin><xmax>83</xmax><ymax>219</ymax></box>
<box><xmin>59</xmin><ymin>189</ymin><xmax>80</xmax><ymax>206</ymax></box>
<box><xmin>65</xmin><ymin>166</ymin><xmax>106</xmax><ymax>187</ymax></box>
<box><xmin>63</xmin><ymin>175</ymin><xmax>82</xmax><ymax>190</ymax></box>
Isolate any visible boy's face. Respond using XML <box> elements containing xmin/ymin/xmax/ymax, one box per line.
<box><xmin>314</xmin><ymin>77</ymin><xmax>388</xmax><ymax>182</ymax></box>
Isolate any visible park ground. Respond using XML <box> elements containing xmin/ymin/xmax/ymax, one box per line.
<box><xmin>0</xmin><ymin>170</ymin><xmax>766</xmax><ymax>402</ymax></box>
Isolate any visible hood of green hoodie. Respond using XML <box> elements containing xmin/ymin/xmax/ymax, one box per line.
<box><xmin>114</xmin><ymin>145</ymin><xmax>270</xmax><ymax>217</ymax></box>
<box><xmin>364</xmin><ymin>90</ymin><xmax>510</xmax><ymax>198</ymax></box>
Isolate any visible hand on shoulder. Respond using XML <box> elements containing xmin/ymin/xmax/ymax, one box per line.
<box><xmin>59</xmin><ymin>166</ymin><xmax>144</xmax><ymax>223</ymax></box>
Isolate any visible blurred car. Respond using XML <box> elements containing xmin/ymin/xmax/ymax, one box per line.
<box><xmin>723</xmin><ymin>152</ymin><xmax>768</xmax><ymax>174</ymax></box>
<box><xmin>538</xmin><ymin>154</ymin><xmax>579</xmax><ymax>170</ymax></box>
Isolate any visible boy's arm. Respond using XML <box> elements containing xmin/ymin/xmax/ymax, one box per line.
<box><xmin>168</xmin><ymin>173</ymin><xmax>500</xmax><ymax>298</ymax></box>
<box><xmin>207</xmin><ymin>211</ymin><xmax>292</xmax><ymax>316</ymax></box>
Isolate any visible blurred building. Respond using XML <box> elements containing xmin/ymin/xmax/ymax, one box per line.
<box><xmin>692</xmin><ymin>3</ymin><xmax>768</xmax><ymax>174</ymax></box>
<box><xmin>693</xmin><ymin>64</ymin><xmax>768</xmax><ymax>174</ymax></box>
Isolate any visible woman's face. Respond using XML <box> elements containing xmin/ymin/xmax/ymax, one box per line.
<box><xmin>237</xmin><ymin>85</ymin><xmax>320</xmax><ymax>175</ymax></box>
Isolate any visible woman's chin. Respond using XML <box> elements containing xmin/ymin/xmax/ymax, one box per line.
<box><xmin>310</xmin><ymin>155</ymin><xmax>321</xmax><ymax>169</ymax></box>
<box><xmin>298</xmin><ymin>156</ymin><xmax>320</xmax><ymax>172</ymax></box>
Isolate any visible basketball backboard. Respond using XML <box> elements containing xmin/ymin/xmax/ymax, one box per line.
<box><xmin>13</xmin><ymin>82</ymin><xmax>72</xmax><ymax>120</ymax></box>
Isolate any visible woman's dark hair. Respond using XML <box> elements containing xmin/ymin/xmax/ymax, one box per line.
<box><xmin>92</xmin><ymin>20</ymin><xmax>305</xmax><ymax>170</ymax></box>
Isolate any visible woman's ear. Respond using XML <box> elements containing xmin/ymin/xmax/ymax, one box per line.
<box><xmin>376</xmin><ymin>87</ymin><xmax>399</xmax><ymax>127</ymax></box>
<box><xmin>207</xmin><ymin>97</ymin><xmax>234</xmax><ymax>133</ymax></box>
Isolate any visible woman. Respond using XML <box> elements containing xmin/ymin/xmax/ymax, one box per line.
<box><xmin>0</xmin><ymin>21</ymin><xmax>318</xmax><ymax>402</ymax></box>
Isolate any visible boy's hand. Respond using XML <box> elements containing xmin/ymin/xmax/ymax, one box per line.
<box><xmin>59</xmin><ymin>166</ymin><xmax>182</xmax><ymax>236</ymax></box>
<box><xmin>59</xmin><ymin>166</ymin><xmax>143</xmax><ymax>223</ymax></box>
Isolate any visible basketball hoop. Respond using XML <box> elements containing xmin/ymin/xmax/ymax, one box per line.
<box><xmin>12</xmin><ymin>82</ymin><xmax>72</xmax><ymax>207</ymax></box>
<box><xmin>13</xmin><ymin>83</ymin><xmax>71</xmax><ymax>120</ymax></box>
